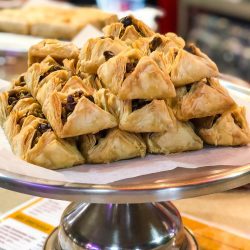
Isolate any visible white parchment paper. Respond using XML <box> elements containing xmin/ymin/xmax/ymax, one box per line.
<box><xmin>0</xmin><ymin>79</ymin><xmax>249</xmax><ymax>184</ymax></box>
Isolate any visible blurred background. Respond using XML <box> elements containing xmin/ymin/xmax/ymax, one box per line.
<box><xmin>0</xmin><ymin>0</ymin><xmax>249</xmax><ymax>84</ymax></box>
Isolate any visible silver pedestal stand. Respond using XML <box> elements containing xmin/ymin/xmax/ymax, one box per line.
<box><xmin>0</xmin><ymin>164</ymin><xmax>249</xmax><ymax>250</ymax></box>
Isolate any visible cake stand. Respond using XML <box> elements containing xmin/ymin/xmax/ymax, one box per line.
<box><xmin>0</xmin><ymin>162</ymin><xmax>249</xmax><ymax>250</ymax></box>
<box><xmin>0</xmin><ymin>78</ymin><xmax>249</xmax><ymax>250</ymax></box>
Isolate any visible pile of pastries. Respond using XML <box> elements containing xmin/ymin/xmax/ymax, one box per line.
<box><xmin>0</xmin><ymin>16</ymin><xmax>249</xmax><ymax>169</ymax></box>
<box><xmin>0</xmin><ymin>6</ymin><xmax>114</xmax><ymax>40</ymax></box>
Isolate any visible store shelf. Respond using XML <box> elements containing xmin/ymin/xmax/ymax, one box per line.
<box><xmin>178</xmin><ymin>0</ymin><xmax>250</xmax><ymax>36</ymax></box>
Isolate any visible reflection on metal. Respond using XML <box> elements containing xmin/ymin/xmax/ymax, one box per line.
<box><xmin>44</xmin><ymin>202</ymin><xmax>198</xmax><ymax>250</ymax></box>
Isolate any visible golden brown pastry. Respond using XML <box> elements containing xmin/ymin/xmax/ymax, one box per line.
<box><xmin>0</xmin><ymin>9</ymin><xmax>29</xmax><ymax>35</ymax></box>
<box><xmin>77</xmin><ymin>37</ymin><xmax>128</xmax><ymax>74</ymax></box>
<box><xmin>44</xmin><ymin>89</ymin><xmax>117</xmax><ymax>138</ymax></box>
<box><xmin>25</xmin><ymin>56</ymin><xmax>68</xmax><ymax>98</ymax></box>
<box><xmin>93</xmin><ymin>88</ymin><xmax>176</xmax><ymax>133</ymax></box>
<box><xmin>80</xmin><ymin>128</ymin><xmax>146</xmax><ymax>163</ymax></box>
<box><xmin>166</xmin><ymin>45</ymin><xmax>219</xmax><ymax>87</ymax></box>
<box><xmin>120</xmin><ymin>99</ymin><xmax>176</xmax><ymax>133</ymax></box>
<box><xmin>4</xmin><ymin>99</ymin><xmax>44</xmax><ymax>142</ymax></box>
<box><xmin>97</xmin><ymin>49</ymin><xmax>176</xmax><ymax>100</ymax></box>
<box><xmin>103</xmin><ymin>15</ymin><xmax>154</xmax><ymax>43</ymax></box>
<box><xmin>0</xmin><ymin>86</ymin><xmax>32</xmax><ymax>126</ymax></box>
<box><xmin>173</xmin><ymin>78</ymin><xmax>236</xmax><ymax>121</ymax></box>
<box><xmin>12</xmin><ymin>116</ymin><xmax>84</xmax><ymax>169</ymax></box>
<box><xmin>28</xmin><ymin>39</ymin><xmax>79</xmax><ymax>66</ymax></box>
<box><xmin>195</xmin><ymin>107</ymin><xmax>250</xmax><ymax>146</ymax></box>
<box><xmin>132</xmin><ymin>33</ymin><xmax>185</xmax><ymax>56</ymax></box>
<box><xmin>145</xmin><ymin>120</ymin><xmax>203</xmax><ymax>154</ymax></box>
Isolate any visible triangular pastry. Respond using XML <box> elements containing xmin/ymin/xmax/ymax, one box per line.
<box><xmin>166</xmin><ymin>45</ymin><xmax>219</xmax><ymax>86</ymax></box>
<box><xmin>98</xmin><ymin>49</ymin><xmax>176</xmax><ymax>99</ymax></box>
<box><xmin>118</xmin><ymin>56</ymin><xmax>176</xmax><ymax>100</ymax></box>
<box><xmin>132</xmin><ymin>33</ymin><xmax>185</xmax><ymax>55</ymax></box>
<box><xmin>25</xmin><ymin>56</ymin><xmax>68</xmax><ymax>97</ymax></box>
<box><xmin>77</xmin><ymin>37</ymin><xmax>128</xmax><ymax>74</ymax></box>
<box><xmin>12</xmin><ymin>116</ymin><xmax>84</xmax><ymax>169</ymax></box>
<box><xmin>174</xmin><ymin>78</ymin><xmax>236</xmax><ymax>121</ymax></box>
<box><xmin>28</xmin><ymin>39</ymin><xmax>79</xmax><ymax>66</ymax></box>
<box><xmin>80</xmin><ymin>128</ymin><xmax>146</xmax><ymax>163</ymax></box>
<box><xmin>0</xmin><ymin>86</ymin><xmax>32</xmax><ymax>126</ymax></box>
<box><xmin>103</xmin><ymin>15</ymin><xmax>154</xmax><ymax>42</ymax></box>
<box><xmin>195</xmin><ymin>107</ymin><xmax>250</xmax><ymax>146</ymax></box>
<box><xmin>44</xmin><ymin>90</ymin><xmax>117</xmax><ymax>138</ymax></box>
<box><xmin>145</xmin><ymin>120</ymin><xmax>203</xmax><ymax>154</ymax></box>
<box><xmin>93</xmin><ymin>88</ymin><xmax>176</xmax><ymax>133</ymax></box>
<box><xmin>120</xmin><ymin>99</ymin><xmax>176</xmax><ymax>133</ymax></box>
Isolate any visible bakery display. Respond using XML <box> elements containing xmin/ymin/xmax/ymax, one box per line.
<box><xmin>0</xmin><ymin>15</ymin><xmax>249</xmax><ymax>169</ymax></box>
<box><xmin>0</xmin><ymin>6</ymin><xmax>115</xmax><ymax>40</ymax></box>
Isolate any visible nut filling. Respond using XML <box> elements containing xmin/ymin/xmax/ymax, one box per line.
<box><xmin>149</xmin><ymin>37</ymin><xmax>162</xmax><ymax>52</ymax></box>
<box><xmin>8</xmin><ymin>90</ymin><xmax>32</xmax><ymax>109</ymax></box>
<box><xmin>18</xmin><ymin>108</ymin><xmax>45</xmax><ymax>127</ymax></box>
<box><xmin>232</xmin><ymin>113</ymin><xmax>243</xmax><ymax>129</ymax></box>
<box><xmin>132</xmin><ymin>99</ymin><xmax>151</xmax><ymax>112</ymax></box>
<box><xmin>103</xmin><ymin>50</ymin><xmax>115</xmax><ymax>61</ymax></box>
<box><xmin>39</xmin><ymin>65</ymin><xmax>63</xmax><ymax>82</ymax></box>
<box><xmin>119</xmin><ymin>16</ymin><xmax>145</xmax><ymax>38</ymax></box>
<box><xmin>61</xmin><ymin>90</ymin><xmax>93</xmax><ymax>124</ymax></box>
<box><xmin>31</xmin><ymin>122</ymin><xmax>52</xmax><ymax>148</ymax></box>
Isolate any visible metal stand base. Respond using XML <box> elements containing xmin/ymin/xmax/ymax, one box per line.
<box><xmin>44</xmin><ymin>202</ymin><xmax>198</xmax><ymax>250</ymax></box>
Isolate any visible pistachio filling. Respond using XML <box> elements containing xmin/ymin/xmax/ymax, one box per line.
<box><xmin>31</xmin><ymin>122</ymin><xmax>52</xmax><ymax>148</ymax></box>
<box><xmin>149</xmin><ymin>37</ymin><xmax>162</xmax><ymax>52</ymax></box>
<box><xmin>132</xmin><ymin>99</ymin><xmax>151</xmax><ymax>112</ymax></box>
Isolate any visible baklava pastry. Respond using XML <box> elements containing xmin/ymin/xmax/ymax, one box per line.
<box><xmin>145</xmin><ymin>120</ymin><xmax>203</xmax><ymax>154</ymax></box>
<box><xmin>174</xmin><ymin>78</ymin><xmax>235</xmax><ymax>121</ymax></box>
<box><xmin>77</xmin><ymin>37</ymin><xmax>128</xmax><ymax>74</ymax></box>
<box><xmin>28</xmin><ymin>39</ymin><xmax>79</xmax><ymax>66</ymax></box>
<box><xmin>103</xmin><ymin>15</ymin><xmax>154</xmax><ymax>42</ymax></box>
<box><xmin>120</xmin><ymin>99</ymin><xmax>176</xmax><ymax>133</ymax></box>
<box><xmin>3</xmin><ymin>99</ymin><xmax>44</xmax><ymax>142</ymax></box>
<box><xmin>12</xmin><ymin>116</ymin><xmax>84</xmax><ymax>169</ymax></box>
<box><xmin>80</xmin><ymin>128</ymin><xmax>146</xmax><ymax>163</ymax></box>
<box><xmin>25</xmin><ymin>56</ymin><xmax>68</xmax><ymax>98</ymax></box>
<box><xmin>166</xmin><ymin>45</ymin><xmax>219</xmax><ymax>86</ymax></box>
<box><xmin>196</xmin><ymin>107</ymin><xmax>250</xmax><ymax>146</ymax></box>
<box><xmin>0</xmin><ymin>87</ymin><xmax>32</xmax><ymax>126</ymax></box>
<box><xmin>132</xmin><ymin>33</ymin><xmax>185</xmax><ymax>55</ymax></box>
<box><xmin>44</xmin><ymin>89</ymin><xmax>117</xmax><ymax>138</ymax></box>
<box><xmin>97</xmin><ymin>49</ymin><xmax>176</xmax><ymax>99</ymax></box>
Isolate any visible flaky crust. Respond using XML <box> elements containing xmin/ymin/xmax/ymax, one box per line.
<box><xmin>145</xmin><ymin>120</ymin><xmax>203</xmax><ymax>154</ymax></box>
<box><xmin>132</xmin><ymin>33</ymin><xmax>185</xmax><ymax>55</ymax></box>
<box><xmin>120</xmin><ymin>100</ymin><xmax>176</xmax><ymax>133</ymax></box>
<box><xmin>119</xmin><ymin>56</ymin><xmax>176</xmax><ymax>100</ymax></box>
<box><xmin>80</xmin><ymin>128</ymin><xmax>146</xmax><ymax>163</ymax></box>
<box><xmin>103</xmin><ymin>15</ymin><xmax>154</xmax><ymax>43</ymax></box>
<box><xmin>167</xmin><ymin>46</ymin><xmax>219</xmax><ymax>87</ymax></box>
<box><xmin>45</xmin><ymin>91</ymin><xmax>117</xmax><ymax>138</ymax></box>
<box><xmin>198</xmin><ymin>107</ymin><xmax>250</xmax><ymax>146</ymax></box>
<box><xmin>12</xmin><ymin>116</ymin><xmax>84</xmax><ymax>169</ymax></box>
<box><xmin>174</xmin><ymin>78</ymin><xmax>236</xmax><ymax>121</ymax></box>
<box><xmin>98</xmin><ymin>49</ymin><xmax>176</xmax><ymax>100</ymax></box>
<box><xmin>28</xmin><ymin>39</ymin><xmax>79</xmax><ymax>66</ymax></box>
<box><xmin>77</xmin><ymin>37</ymin><xmax>128</xmax><ymax>74</ymax></box>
